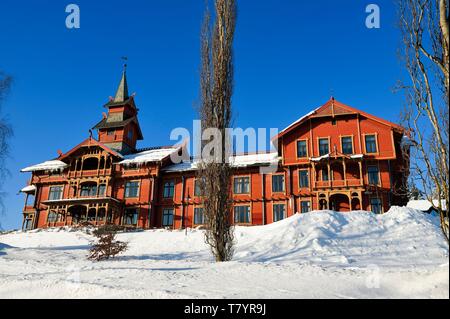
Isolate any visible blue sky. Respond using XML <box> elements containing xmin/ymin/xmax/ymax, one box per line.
<box><xmin>0</xmin><ymin>0</ymin><xmax>407</xmax><ymax>229</ymax></box>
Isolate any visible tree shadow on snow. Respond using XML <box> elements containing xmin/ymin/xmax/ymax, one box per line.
<box><xmin>34</xmin><ymin>245</ymin><xmax>92</xmax><ymax>251</ymax></box>
<box><xmin>0</xmin><ymin>242</ymin><xmax>15</xmax><ymax>256</ymax></box>
<box><xmin>119</xmin><ymin>252</ymin><xmax>205</xmax><ymax>262</ymax></box>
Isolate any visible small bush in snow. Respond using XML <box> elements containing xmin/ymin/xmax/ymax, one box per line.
<box><xmin>88</xmin><ymin>224</ymin><xmax>127</xmax><ymax>261</ymax></box>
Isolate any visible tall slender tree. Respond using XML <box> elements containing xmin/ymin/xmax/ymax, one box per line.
<box><xmin>198</xmin><ymin>0</ymin><xmax>237</xmax><ymax>262</ymax></box>
<box><xmin>398</xmin><ymin>0</ymin><xmax>449</xmax><ymax>240</ymax></box>
<box><xmin>0</xmin><ymin>71</ymin><xmax>12</xmax><ymax>222</ymax></box>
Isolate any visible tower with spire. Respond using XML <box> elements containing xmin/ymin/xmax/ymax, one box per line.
<box><xmin>92</xmin><ymin>64</ymin><xmax>143</xmax><ymax>154</ymax></box>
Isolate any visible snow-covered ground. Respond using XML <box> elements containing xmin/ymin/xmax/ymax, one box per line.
<box><xmin>0</xmin><ymin>207</ymin><xmax>448</xmax><ymax>298</ymax></box>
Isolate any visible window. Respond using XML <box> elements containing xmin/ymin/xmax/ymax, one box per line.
<box><xmin>162</xmin><ymin>208</ymin><xmax>174</xmax><ymax>226</ymax></box>
<box><xmin>370</xmin><ymin>198</ymin><xmax>382</xmax><ymax>214</ymax></box>
<box><xmin>47</xmin><ymin>211</ymin><xmax>58</xmax><ymax>223</ymax></box>
<box><xmin>297</xmin><ymin>140</ymin><xmax>308</xmax><ymax>158</ymax></box>
<box><xmin>124</xmin><ymin>208</ymin><xmax>138</xmax><ymax>225</ymax></box>
<box><xmin>194</xmin><ymin>179</ymin><xmax>204</xmax><ymax>197</ymax></box>
<box><xmin>194</xmin><ymin>207</ymin><xmax>206</xmax><ymax>225</ymax></box>
<box><xmin>98</xmin><ymin>184</ymin><xmax>106</xmax><ymax>196</ymax></box>
<box><xmin>272</xmin><ymin>175</ymin><xmax>285</xmax><ymax>193</ymax></box>
<box><xmin>80</xmin><ymin>184</ymin><xmax>97</xmax><ymax>197</ymax></box>
<box><xmin>367</xmin><ymin>166</ymin><xmax>379</xmax><ymax>185</ymax></box>
<box><xmin>331</xmin><ymin>119</ymin><xmax>337</xmax><ymax>126</ymax></box>
<box><xmin>163</xmin><ymin>181</ymin><xmax>175</xmax><ymax>198</ymax></box>
<box><xmin>341</xmin><ymin>136</ymin><xmax>353</xmax><ymax>155</ymax></box>
<box><xmin>234</xmin><ymin>206</ymin><xmax>250</xmax><ymax>223</ymax></box>
<box><xmin>299</xmin><ymin>170</ymin><xmax>309</xmax><ymax>188</ymax></box>
<box><xmin>234</xmin><ymin>177</ymin><xmax>250</xmax><ymax>194</ymax></box>
<box><xmin>128</xmin><ymin>130</ymin><xmax>133</xmax><ymax>140</ymax></box>
<box><xmin>48</xmin><ymin>186</ymin><xmax>63</xmax><ymax>200</ymax></box>
<box><xmin>319</xmin><ymin>138</ymin><xmax>329</xmax><ymax>156</ymax></box>
<box><xmin>125</xmin><ymin>181</ymin><xmax>140</xmax><ymax>198</ymax></box>
<box><xmin>322</xmin><ymin>168</ymin><xmax>329</xmax><ymax>181</ymax></box>
<box><xmin>300</xmin><ymin>201</ymin><xmax>311</xmax><ymax>213</ymax></box>
<box><xmin>365</xmin><ymin>135</ymin><xmax>377</xmax><ymax>153</ymax></box>
<box><xmin>273</xmin><ymin>204</ymin><xmax>286</xmax><ymax>222</ymax></box>
<box><xmin>107</xmin><ymin>129</ymin><xmax>115</xmax><ymax>136</ymax></box>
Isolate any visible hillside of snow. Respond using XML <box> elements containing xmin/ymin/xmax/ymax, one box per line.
<box><xmin>0</xmin><ymin>207</ymin><xmax>448</xmax><ymax>298</ymax></box>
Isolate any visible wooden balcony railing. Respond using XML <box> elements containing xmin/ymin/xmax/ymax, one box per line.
<box><xmin>68</xmin><ymin>168</ymin><xmax>112</xmax><ymax>178</ymax></box>
<box><xmin>314</xmin><ymin>179</ymin><xmax>363</xmax><ymax>189</ymax></box>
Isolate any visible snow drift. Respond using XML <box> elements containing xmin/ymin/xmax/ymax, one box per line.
<box><xmin>0</xmin><ymin>206</ymin><xmax>448</xmax><ymax>298</ymax></box>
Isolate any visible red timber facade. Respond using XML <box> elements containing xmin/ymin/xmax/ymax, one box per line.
<box><xmin>19</xmin><ymin>70</ymin><xmax>409</xmax><ymax>231</ymax></box>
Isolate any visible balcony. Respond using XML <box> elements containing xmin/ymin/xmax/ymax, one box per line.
<box><xmin>67</xmin><ymin>168</ymin><xmax>112</xmax><ymax>178</ymax></box>
<box><xmin>314</xmin><ymin>179</ymin><xmax>363</xmax><ymax>189</ymax></box>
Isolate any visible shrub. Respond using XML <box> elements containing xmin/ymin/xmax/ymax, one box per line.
<box><xmin>88</xmin><ymin>224</ymin><xmax>127</xmax><ymax>261</ymax></box>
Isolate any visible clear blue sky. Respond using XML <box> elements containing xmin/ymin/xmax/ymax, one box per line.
<box><xmin>0</xmin><ymin>0</ymin><xmax>407</xmax><ymax>230</ymax></box>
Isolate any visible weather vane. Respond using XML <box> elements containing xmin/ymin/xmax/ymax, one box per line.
<box><xmin>121</xmin><ymin>56</ymin><xmax>128</xmax><ymax>70</ymax></box>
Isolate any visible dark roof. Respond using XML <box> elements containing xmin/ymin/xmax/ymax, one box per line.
<box><xmin>92</xmin><ymin>117</ymin><xmax>135</xmax><ymax>130</ymax></box>
<box><xmin>92</xmin><ymin>116</ymin><xmax>144</xmax><ymax>140</ymax></box>
<box><xmin>103</xmin><ymin>97</ymin><xmax>133</xmax><ymax>108</ymax></box>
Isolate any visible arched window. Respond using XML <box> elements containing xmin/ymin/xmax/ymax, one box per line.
<box><xmin>97</xmin><ymin>208</ymin><xmax>106</xmax><ymax>221</ymax></box>
<box><xmin>87</xmin><ymin>208</ymin><xmax>97</xmax><ymax>221</ymax></box>
<box><xmin>83</xmin><ymin>157</ymin><xmax>99</xmax><ymax>170</ymax></box>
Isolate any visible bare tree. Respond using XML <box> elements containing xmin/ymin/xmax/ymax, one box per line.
<box><xmin>0</xmin><ymin>71</ymin><xmax>12</xmax><ymax>223</ymax></box>
<box><xmin>197</xmin><ymin>0</ymin><xmax>237</xmax><ymax>262</ymax></box>
<box><xmin>398</xmin><ymin>0</ymin><xmax>449</xmax><ymax>240</ymax></box>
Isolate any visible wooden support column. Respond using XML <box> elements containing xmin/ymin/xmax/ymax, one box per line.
<box><xmin>358</xmin><ymin>161</ymin><xmax>363</xmax><ymax>185</ymax></box>
<box><xmin>343</xmin><ymin>158</ymin><xmax>347</xmax><ymax>186</ymax></box>
<box><xmin>96</xmin><ymin>156</ymin><xmax>101</xmax><ymax>176</ymax></box>
<box><xmin>348</xmin><ymin>192</ymin><xmax>352</xmax><ymax>211</ymax></box>
<box><xmin>312</xmin><ymin>163</ymin><xmax>316</xmax><ymax>188</ymax></box>
<box><xmin>327</xmin><ymin>162</ymin><xmax>331</xmax><ymax>188</ymax></box>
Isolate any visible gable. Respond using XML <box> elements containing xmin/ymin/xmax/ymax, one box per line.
<box><xmin>58</xmin><ymin>137</ymin><xmax>124</xmax><ymax>161</ymax></box>
<box><xmin>276</xmin><ymin>98</ymin><xmax>405</xmax><ymax>140</ymax></box>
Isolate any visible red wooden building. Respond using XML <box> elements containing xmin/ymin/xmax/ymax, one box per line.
<box><xmin>20</xmin><ymin>70</ymin><xmax>409</xmax><ymax>230</ymax></box>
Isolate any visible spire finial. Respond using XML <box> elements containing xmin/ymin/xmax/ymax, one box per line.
<box><xmin>121</xmin><ymin>56</ymin><xmax>128</xmax><ymax>72</ymax></box>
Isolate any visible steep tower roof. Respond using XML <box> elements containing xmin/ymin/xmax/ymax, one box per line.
<box><xmin>113</xmin><ymin>65</ymin><xmax>129</xmax><ymax>103</ymax></box>
<box><xmin>93</xmin><ymin>64</ymin><xmax>143</xmax><ymax>155</ymax></box>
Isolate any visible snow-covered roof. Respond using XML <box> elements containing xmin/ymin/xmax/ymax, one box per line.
<box><xmin>407</xmin><ymin>200</ymin><xmax>447</xmax><ymax>212</ymax></box>
<box><xmin>309</xmin><ymin>153</ymin><xmax>363</xmax><ymax>162</ymax></box>
<box><xmin>229</xmin><ymin>152</ymin><xmax>279</xmax><ymax>167</ymax></box>
<box><xmin>119</xmin><ymin>147</ymin><xmax>179</xmax><ymax>166</ymax></box>
<box><xmin>163</xmin><ymin>152</ymin><xmax>280</xmax><ymax>172</ymax></box>
<box><xmin>279</xmin><ymin>107</ymin><xmax>320</xmax><ymax>135</ymax></box>
<box><xmin>310</xmin><ymin>154</ymin><xmax>330</xmax><ymax>162</ymax></box>
<box><xmin>163</xmin><ymin>161</ymin><xmax>199</xmax><ymax>173</ymax></box>
<box><xmin>20</xmin><ymin>185</ymin><xmax>36</xmax><ymax>193</ymax></box>
<box><xmin>21</xmin><ymin>160</ymin><xmax>68</xmax><ymax>172</ymax></box>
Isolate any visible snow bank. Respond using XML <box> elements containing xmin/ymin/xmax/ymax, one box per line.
<box><xmin>0</xmin><ymin>206</ymin><xmax>448</xmax><ymax>298</ymax></box>
<box><xmin>234</xmin><ymin>206</ymin><xmax>447</xmax><ymax>266</ymax></box>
